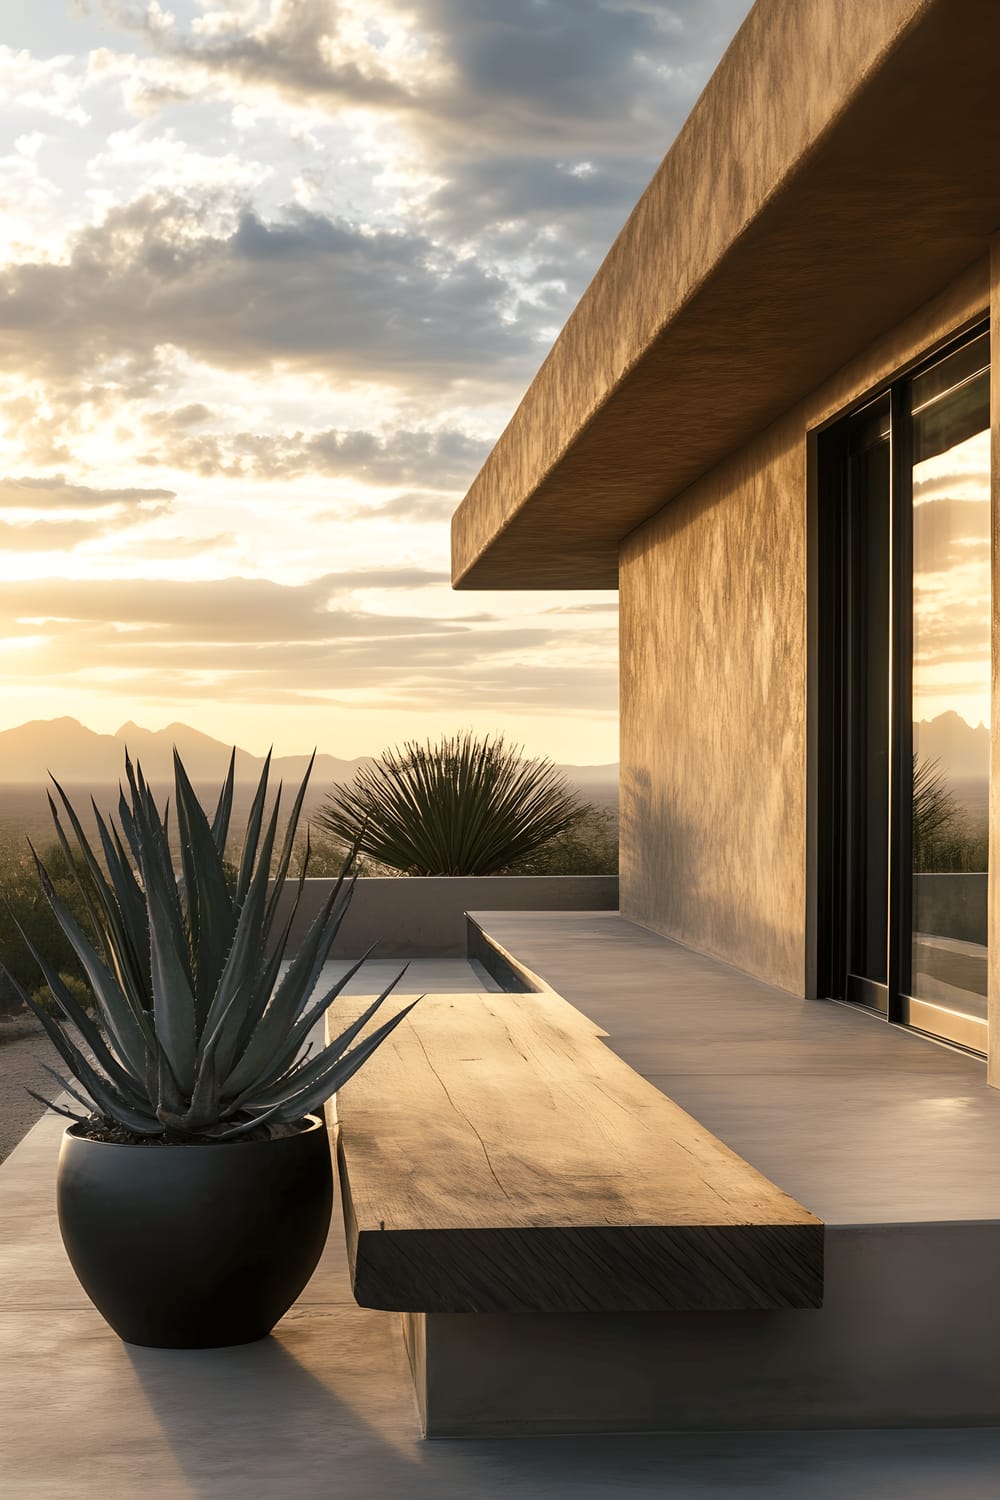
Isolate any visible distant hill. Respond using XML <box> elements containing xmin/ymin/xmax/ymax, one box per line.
<box><xmin>914</xmin><ymin>711</ymin><xmax>989</xmax><ymax>782</ymax></box>
<box><xmin>0</xmin><ymin>716</ymin><xmax>368</xmax><ymax>787</ymax></box>
<box><xmin>0</xmin><ymin>716</ymin><xmax>619</xmax><ymax>792</ymax></box>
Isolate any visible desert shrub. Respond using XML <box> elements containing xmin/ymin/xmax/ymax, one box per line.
<box><xmin>501</xmin><ymin>804</ymin><xmax>619</xmax><ymax>875</ymax></box>
<box><xmin>913</xmin><ymin>755</ymin><xmax>988</xmax><ymax>873</ymax></box>
<box><xmin>289</xmin><ymin>830</ymin><xmax>388</xmax><ymax>879</ymax></box>
<box><xmin>0</xmin><ymin>842</ymin><xmax>95</xmax><ymax>1016</ymax></box>
<box><xmin>318</xmin><ymin>733</ymin><xmax>589</xmax><ymax>877</ymax></box>
<box><xmin>31</xmin><ymin>969</ymin><xmax>95</xmax><ymax>1015</ymax></box>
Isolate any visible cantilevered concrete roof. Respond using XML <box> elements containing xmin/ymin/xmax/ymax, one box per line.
<box><xmin>452</xmin><ymin>0</ymin><xmax>1000</xmax><ymax>590</ymax></box>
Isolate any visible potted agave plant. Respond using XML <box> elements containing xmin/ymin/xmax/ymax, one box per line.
<box><xmin>2</xmin><ymin>748</ymin><xmax>416</xmax><ymax>1349</ymax></box>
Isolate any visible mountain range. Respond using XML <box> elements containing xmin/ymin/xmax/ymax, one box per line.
<box><xmin>914</xmin><ymin>711</ymin><xmax>989</xmax><ymax>781</ymax></box>
<box><xmin>0</xmin><ymin>717</ymin><xmax>619</xmax><ymax>790</ymax></box>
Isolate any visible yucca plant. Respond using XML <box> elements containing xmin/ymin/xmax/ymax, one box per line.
<box><xmin>317</xmin><ymin>731</ymin><xmax>589</xmax><ymax>876</ymax></box>
<box><xmin>3</xmin><ymin>749</ymin><xmax>416</xmax><ymax>1142</ymax></box>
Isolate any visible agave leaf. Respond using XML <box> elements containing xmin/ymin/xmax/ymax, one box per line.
<box><xmin>172</xmin><ymin>761</ymin><xmax>202</xmax><ymax>992</ymax></box>
<box><xmin>235</xmin><ymin>751</ymin><xmax>272</xmax><ymax>908</ymax></box>
<box><xmin>211</xmin><ymin>747</ymin><xmax>236</xmax><ymax>855</ymax></box>
<box><xmin>43</xmin><ymin>791</ymin><xmax>106</xmax><ymax>946</ymax></box>
<box><xmin>39</xmin><ymin>1062</ymin><xmax>98</xmax><ymax>1118</ymax></box>
<box><xmin>288</xmin><ymin>956</ymin><xmax>406</xmax><ymax>1063</ymax></box>
<box><xmin>14</xmin><ymin>978</ymin><xmax>160</xmax><ymax>1132</ymax></box>
<box><xmin>47</xmin><ymin>776</ymin><xmax>113</xmax><ymax>903</ymax></box>
<box><xmin>28</xmin><ymin>849</ymin><xmax>150</xmax><ymax>1078</ymax></box>
<box><xmin>247</xmin><ymin>945</ymin><xmax>395</xmax><ymax>1098</ymax></box>
<box><xmin>209</xmin><ymin>925</ymin><xmax>288</xmax><ymax>1084</ymax></box>
<box><xmin>174</xmin><ymin>1049</ymin><xmax>220</xmax><ymax>1135</ymax></box>
<box><xmin>265</xmin><ymin>815</ymin><xmax>364</xmax><ymax>951</ymax></box>
<box><xmin>128</xmin><ymin>761</ymin><xmax>184</xmax><ymax>938</ymax></box>
<box><xmin>235</xmin><ymin>970</ymin><xmax>408</xmax><ymax>1111</ymax></box>
<box><xmin>172</xmin><ymin>748</ymin><xmax>236</xmax><ymax>1023</ymax></box>
<box><xmin>108</xmin><ymin>816</ymin><xmax>151</xmax><ymax>995</ymax></box>
<box><xmin>262</xmin><ymin>751</ymin><xmax>315</xmax><ymax>926</ymax></box>
<box><xmin>197</xmin><ymin>971</ymin><xmax>253</xmax><ymax>1066</ymax></box>
<box><xmin>144</xmin><ymin>849</ymin><xmax>198</xmax><ymax>1095</ymax></box>
<box><xmin>48</xmin><ymin>777</ymin><xmax>159</xmax><ymax>993</ymax></box>
<box><xmin>253</xmin><ymin>783</ymin><xmax>283</xmax><ymax>898</ymax></box>
<box><xmin>251</xmin><ymin>823</ymin><xmax>318</xmax><ymax>1018</ymax></box>
<box><xmin>197</xmin><ymin>834</ymin><xmax>276</xmax><ymax>1064</ymax></box>
<box><xmin>207</xmin><ymin>790</ymin><xmax>285</xmax><ymax>1064</ymax></box>
<box><xmin>157</xmin><ymin>1046</ymin><xmax>185</xmax><ymax>1120</ymax></box>
<box><xmin>117</xmin><ymin>780</ymin><xmax>142</xmax><ymax>867</ymax></box>
<box><xmin>15</xmin><ymin>744</ymin><xmax>416</xmax><ymax>1143</ymax></box>
<box><xmin>123</xmin><ymin>765</ymin><xmax>192</xmax><ymax>1005</ymax></box>
<box><xmin>219</xmin><ymin>880</ymin><xmax>358</xmax><ymax>1097</ymax></box>
<box><xmin>261</xmin><ymin>875</ymin><xmax>358</xmax><ymax>1032</ymax></box>
<box><xmin>0</xmin><ymin>927</ymin><xmax>148</xmax><ymax>1102</ymax></box>
<box><xmin>88</xmin><ymin>800</ymin><xmax>150</xmax><ymax>1010</ymax></box>
<box><xmin>218</xmin><ymin>999</ymin><xmax>421</xmax><ymax>1138</ymax></box>
<box><xmin>25</xmin><ymin>1089</ymin><xmax>89</xmax><ymax>1125</ymax></box>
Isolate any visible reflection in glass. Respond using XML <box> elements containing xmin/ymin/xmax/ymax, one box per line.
<box><xmin>910</xmin><ymin>341</ymin><xmax>990</xmax><ymax>1024</ymax></box>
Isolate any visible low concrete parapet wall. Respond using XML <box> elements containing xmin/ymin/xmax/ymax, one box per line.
<box><xmin>913</xmin><ymin>872</ymin><xmax>987</xmax><ymax>946</ymax></box>
<box><xmin>268</xmin><ymin>875</ymin><xmax>619</xmax><ymax>957</ymax></box>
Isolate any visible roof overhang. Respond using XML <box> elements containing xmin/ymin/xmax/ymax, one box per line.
<box><xmin>452</xmin><ymin>0</ymin><xmax>1000</xmax><ymax>590</ymax></box>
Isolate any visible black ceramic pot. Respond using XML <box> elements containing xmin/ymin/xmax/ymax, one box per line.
<box><xmin>56</xmin><ymin>1114</ymin><xmax>333</xmax><ymax>1348</ymax></box>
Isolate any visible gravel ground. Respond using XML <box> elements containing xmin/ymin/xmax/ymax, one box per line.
<box><xmin>0</xmin><ymin>1019</ymin><xmax>54</xmax><ymax>1164</ymax></box>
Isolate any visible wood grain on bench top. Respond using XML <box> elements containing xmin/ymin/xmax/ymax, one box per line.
<box><xmin>332</xmin><ymin>991</ymin><xmax>823</xmax><ymax>1313</ymax></box>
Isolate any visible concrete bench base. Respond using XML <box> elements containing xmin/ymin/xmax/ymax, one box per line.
<box><xmin>401</xmin><ymin>1223</ymin><xmax>1000</xmax><ymax>1436</ymax></box>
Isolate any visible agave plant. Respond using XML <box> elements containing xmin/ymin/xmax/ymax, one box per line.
<box><xmin>2</xmin><ymin>749</ymin><xmax>416</xmax><ymax>1141</ymax></box>
<box><xmin>317</xmin><ymin>732</ymin><xmax>588</xmax><ymax>876</ymax></box>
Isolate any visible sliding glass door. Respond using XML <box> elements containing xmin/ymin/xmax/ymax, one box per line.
<box><xmin>819</xmin><ymin>328</ymin><xmax>990</xmax><ymax>1052</ymax></box>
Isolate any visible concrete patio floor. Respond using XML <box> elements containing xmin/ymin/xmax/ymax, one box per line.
<box><xmin>5</xmin><ymin>957</ymin><xmax>1000</xmax><ymax>1497</ymax></box>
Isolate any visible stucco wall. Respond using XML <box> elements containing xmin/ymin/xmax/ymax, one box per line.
<box><xmin>620</xmin><ymin>260</ymin><xmax>988</xmax><ymax>994</ymax></box>
<box><xmin>620</xmin><ymin>420</ymin><xmax>806</xmax><ymax>991</ymax></box>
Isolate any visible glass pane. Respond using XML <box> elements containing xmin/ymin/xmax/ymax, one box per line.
<box><xmin>910</xmin><ymin>354</ymin><xmax>990</xmax><ymax>1024</ymax></box>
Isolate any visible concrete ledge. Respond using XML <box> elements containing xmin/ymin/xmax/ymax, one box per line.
<box><xmin>268</xmin><ymin>875</ymin><xmax>618</xmax><ymax>957</ymax></box>
<box><xmin>405</xmin><ymin>1224</ymin><xmax>1000</xmax><ymax>1436</ymax></box>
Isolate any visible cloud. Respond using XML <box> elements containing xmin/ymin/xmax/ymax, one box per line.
<box><xmin>0</xmin><ymin>194</ymin><xmax>543</xmax><ymax>396</ymax></box>
<box><xmin>92</xmin><ymin>2</ymin><xmax>754</xmax><ymax>272</ymax></box>
<box><xmin>1</xmin><ymin>569</ymin><xmax>449</xmax><ymax>639</ymax></box>
<box><xmin>0</xmin><ymin>475</ymin><xmax>174</xmax><ymax>510</ymax></box>
<box><xmin>544</xmin><ymin>601</ymin><xmax>619</xmax><ymax>616</ymax></box>
<box><xmin>365</xmin><ymin>491</ymin><xmax>457</xmax><ymax>522</ymax></box>
<box><xmin>139</xmin><ymin>410</ymin><xmax>490</xmax><ymax>486</ymax></box>
<box><xmin>0</xmin><ymin>570</ymin><xmax>617</xmax><ymax>716</ymax></box>
<box><xmin>99</xmin><ymin>0</ymin><xmax>422</xmax><ymax>114</ymax></box>
<box><xmin>0</xmin><ymin>474</ymin><xmax>175</xmax><ymax>550</ymax></box>
<box><xmin>0</xmin><ymin>46</ymin><xmax>91</xmax><ymax>125</ymax></box>
<box><xmin>0</xmin><ymin>518</ymin><xmax>108</xmax><ymax>551</ymax></box>
<box><xmin>109</xmin><ymin>531</ymin><xmax>238</xmax><ymax>558</ymax></box>
<box><xmin>99</xmin><ymin>2</ymin><xmax>750</xmax><ymax>151</ymax></box>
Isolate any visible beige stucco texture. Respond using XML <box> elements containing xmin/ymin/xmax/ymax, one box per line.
<box><xmin>620</xmin><ymin>426</ymin><xmax>805</xmax><ymax>991</ymax></box>
<box><xmin>620</xmin><ymin>265</ymin><xmax>989</xmax><ymax>994</ymax></box>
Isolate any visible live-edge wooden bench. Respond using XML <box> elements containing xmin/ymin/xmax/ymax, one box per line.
<box><xmin>331</xmin><ymin>989</ymin><xmax>823</xmax><ymax>1436</ymax></box>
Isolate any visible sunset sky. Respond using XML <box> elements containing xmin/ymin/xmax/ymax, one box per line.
<box><xmin>0</xmin><ymin>0</ymin><xmax>753</xmax><ymax>762</ymax></box>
